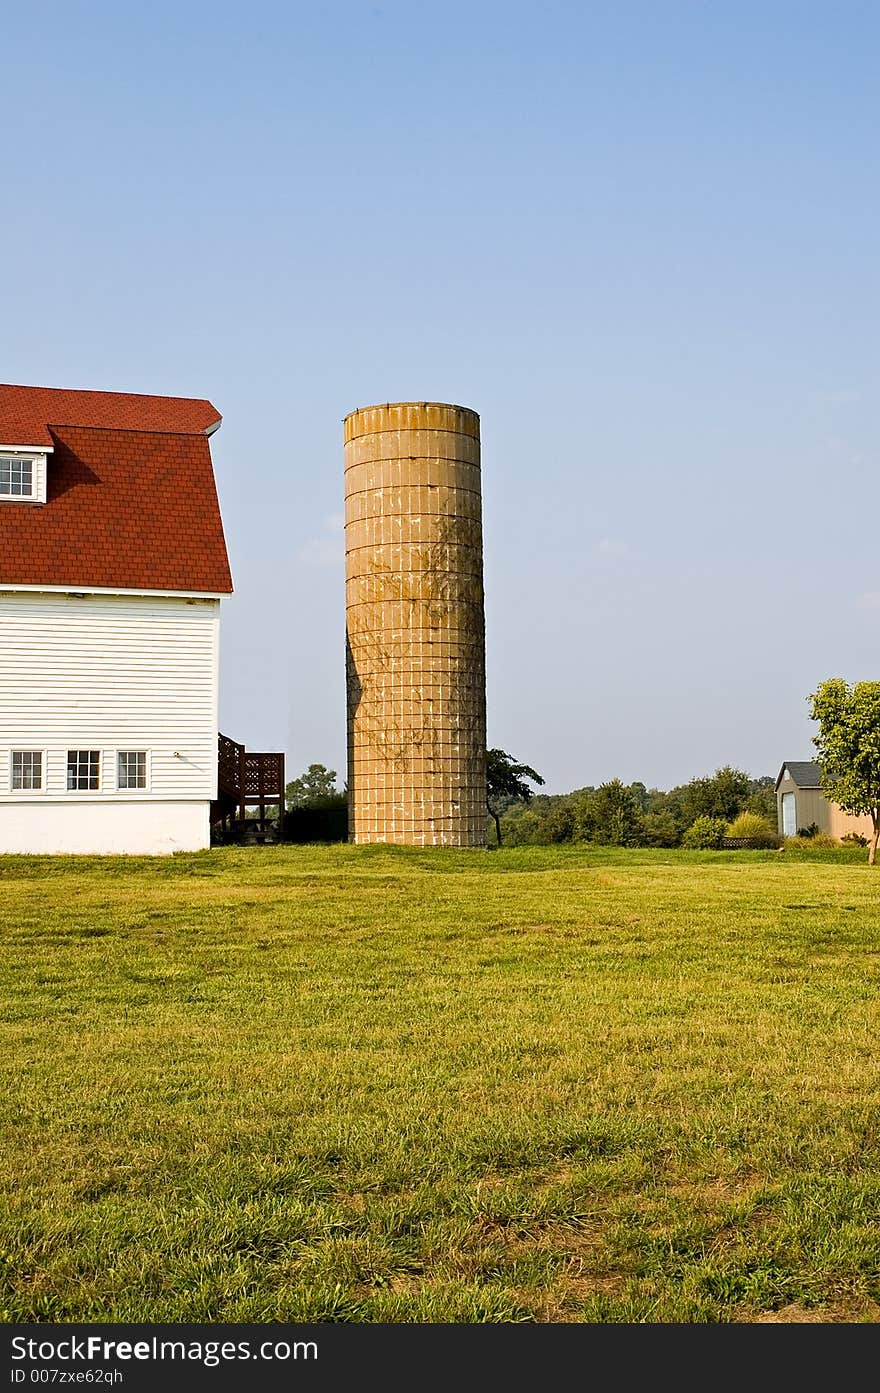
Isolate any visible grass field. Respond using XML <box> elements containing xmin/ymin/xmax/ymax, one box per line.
<box><xmin>2</xmin><ymin>842</ymin><xmax>880</xmax><ymax>1324</ymax></box>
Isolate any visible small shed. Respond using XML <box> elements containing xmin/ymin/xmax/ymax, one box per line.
<box><xmin>775</xmin><ymin>762</ymin><xmax>874</xmax><ymax>840</ymax></box>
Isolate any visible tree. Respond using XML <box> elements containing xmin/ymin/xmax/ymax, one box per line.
<box><xmin>744</xmin><ymin>775</ymin><xmax>776</xmax><ymax>822</ymax></box>
<box><xmin>675</xmin><ymin>766</ymin><xmax>751</xmax><ymax>826</ymax></box>
<box><xmin>285</xmin><ymin>763</ymin><xmax>340</xmax><ymax>810</ymax></box>
<box><xmin>640</xmin><ymin>808</ymin><xmax>680</xmax><ymax>847</ymax></box>
<box><xmin>486</xmin><ymin>748</ymin><xmax>544</xmax><ymax>845</ymax></box>
<box><xmin>574</xmin><ymin>780</ymin><xmax>644</xmax><ymax>846</ymax></box>
<box><xmin>809</xmin><ymin>679</ymin><xmax>880</xmax><ymax>865</ymax></box>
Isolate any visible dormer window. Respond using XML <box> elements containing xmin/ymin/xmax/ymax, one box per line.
<box><xmin>0</xmin><ymin>450</ymin><xmax>48</xmax><ymax>503</ymax></box>
<box><xmin>0</xmin><ymin>456</ymin><xmax>33</xmax><ymax>497</ymax></box>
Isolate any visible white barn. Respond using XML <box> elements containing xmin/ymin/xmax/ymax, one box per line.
<box><xmin>0</xmin><ymin>384</ymin><xmax>233</xmax><ymax>854</ymax></box>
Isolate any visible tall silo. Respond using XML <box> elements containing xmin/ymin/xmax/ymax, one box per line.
<box><xmin>344</xmin><ymin>402</ymin><xmax>486</xmax><ymax>846</ymax></box>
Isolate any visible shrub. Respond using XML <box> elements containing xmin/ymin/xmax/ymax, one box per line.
<box><xmin>797</xmin><ymin>822</ymin><xmax>819</xmax><ymax>838</ymax></box>
<box><xmin>784</xmin><ymin>832</ymin><xmax>840</xmax><ymax>850</ymax></box>
<box><xmin>725</xmin><ymin>812</ymin><xmax>779</xmax><ymax>848</ymax></box>
<box><xmin>682</xmin><ymin>816</ymin><xmax>727</xmax><ymax>849</ymax></box>
<box><xmin>502</xmin><ymin>800</ymin><xmax>578</xmax><ymax>844</ymax></box>
<box><xmin>542</xmin><ymin>804</ymin><xmax>577</xmax><ymax>843</ymax></box>
<box><xmin>283</xmin><ymin>794</ymin><xmax>348</xmax><ymax>843</ymax></box>
<box><xmin>498</xmin><ymin>806</ymin><xmax>547</xmax><ymax>846</ymax></box>
<box><xmin>841</xmin><ymin>832</ymin><xmax>868</xmax><ymax>847</ymax></box>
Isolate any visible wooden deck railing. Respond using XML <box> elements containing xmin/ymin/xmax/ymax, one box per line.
<box><xmin>213</xmin><ymin>733</ymin><xmax>285</xmax><ymax>839</ymax></box>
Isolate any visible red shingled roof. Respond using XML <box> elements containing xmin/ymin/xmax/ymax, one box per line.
<box><xmin>0</xmin><ymin>383</ymin><xmax>221</xmax><ymax>446</ymax></box>
<box><xmin>0</xmin><ymin>387</ymin><xmax>232</xmax><ymax>594</ymax></box>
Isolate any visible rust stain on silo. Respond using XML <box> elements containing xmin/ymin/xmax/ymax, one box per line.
<box><xmin>344</xmin><ymin>402</ymin><xmax>487</xmax><ymax>846</ymax></box>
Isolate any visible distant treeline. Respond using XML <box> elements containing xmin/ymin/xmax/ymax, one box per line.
<box><xmin>496</xmin><ymin>766</ymin><xmax>776</xmax><ymax>847</ymax></box>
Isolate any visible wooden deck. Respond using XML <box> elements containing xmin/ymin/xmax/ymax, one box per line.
<box><xmin>211</xmin><ymin>733</ymin><xmax>285</xmax><ymax>841</ymax></box>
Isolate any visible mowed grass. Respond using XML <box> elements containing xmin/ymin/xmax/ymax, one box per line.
<box><xmin>2</xmin><ymin>842</ymin><xmax>880</xmax><ymax>1323</ymax></box>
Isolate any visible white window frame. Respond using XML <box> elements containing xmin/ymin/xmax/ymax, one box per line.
<box><xmin>115</xmin><ymin>749</ymin><xmax>151</xmax><ymax>793</ymax></box>
<box><xmin>9</xmin><ymin>749</ymin><xmax>47</xmax><ymax>794</ymax></box>
<box><xmin>0</xmin><ymin>452</ymin><xmax>42</xmax><ymax>503</ymax></box>
<box><xmin>66</xmin><ymin>749</ymin><xmax>101</xmax><ymax>792</ymax></box>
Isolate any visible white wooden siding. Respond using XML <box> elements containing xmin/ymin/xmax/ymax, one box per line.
<box><xmin>0</xmin><ymin>590</ymin><xmax>220</xmax><ymax>803</ymax></box>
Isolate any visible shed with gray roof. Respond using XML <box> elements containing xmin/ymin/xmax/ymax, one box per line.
<box><xmin>776</xmin><ymin>761</ymin><xmax>873</xmax><ymax>841</ymax></box>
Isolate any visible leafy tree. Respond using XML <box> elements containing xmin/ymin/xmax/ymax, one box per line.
<box><xmin>628</xmin><ymin>781</ymin><xmax>651</xmax><ymax>812</ymax></box>
<box><xmin>492</xmin><ymin>764</ymin><xmax>776</xmax><ymax>849</ymax></box>
<box><xmin>637</xmin><ymin>787</ymin><xmax>686</xmax><ymax>841</ymax></box>
<box><xmin>486</xmin><ymin>748</ymin><xmax>544</xmax><ymax>846</ymax></box>
<box><xmin>542</xmin><ymin>802</ymin><xmax>577</xmax><ymax>843</ymax></box>
<box><xmin>285</xmin><ymin>763</ymin><xmax>340</xmax><ymax>810</ymax></box>
<box><xmin>575</xmin><ymin>780</ymin><xmax>644</xmax><ymax>846</ymax></box>
<box><xmin>809</xmin><ymin>679</ymin><xmax>880</xmax><ymax>865</ymax></box>
<box><xmin>283</xmin><ymin>762</ymin><xmax>348</xmax><ymax>842</ymax></box>
<box><xmin>640</xmin><ymin>809</ymin><xmax>680</xmax><ymax>847</ymax></box>
<box><xmin>744</xmin><ymin>775</ymin><xmax>776</xmax><ymax>822</ymax></box>
<box><xmin>495</xmin><ymin>805</ymin><xmax>544</xmax><ymax>846</ymax></box>
<box><xmin>497</xmin><ymin>795</ymin><xmax>576</xmax><ymax>846</ymax></box>
<box><xmin>676</xmin><ymin>766</ymin><xmax>752</xmax><ymax>826</ymax></box>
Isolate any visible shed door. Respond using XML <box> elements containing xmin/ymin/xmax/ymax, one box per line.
<box><xmin>782</xmin><ymin>792</ymin><xmax>797</xmax><ymax>837</ymax></box>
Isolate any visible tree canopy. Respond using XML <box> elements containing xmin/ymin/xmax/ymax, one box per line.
<box><xmin>486</xmin><ymin>748</ymin><xmax>544</xmax><ymax>845</ymax></box>
<box><xmin>494</xmin><ymin>765</ymin><xmax>774</xmax><ymax>848</ymax></box>
<box><xmin>809</xmin><ymin>679</ymin><xmax>880</xmax><ymax>864</ymax></box>
<box><xmin>574</xmin><ymin>779</ymin><xmax>643</xmax><ymax>846</ymax></box>
<box><xmin>285</xmin><ymin>763</ymin><xmax>341</xmax><ymax>810</ymax></box>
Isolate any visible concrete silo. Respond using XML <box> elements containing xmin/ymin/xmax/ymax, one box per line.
<box><xmin>344</xmin><ymin>402</ymin><xmax>486</xmax><ymax>846</ymax></box>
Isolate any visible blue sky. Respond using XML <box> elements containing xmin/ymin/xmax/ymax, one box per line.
<box><xmin>4</xmin><ymin>1</ymin><xmax>878</xmax><ymax>792</ymax></box>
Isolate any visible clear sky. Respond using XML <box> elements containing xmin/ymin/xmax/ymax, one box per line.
<box><xmin>4</xmin><ymin>1</ymin><xmax>878</xmax><ymax>793</ymax></box>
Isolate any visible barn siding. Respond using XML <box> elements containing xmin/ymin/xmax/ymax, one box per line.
<box><xmin>827</xmin><ymin>804</ymin><xmax>875</xmax><ymax>840</ymax></box>
<box><xmin>776</xmin><ymin>769</ymin><xmax>875</xmax><ymax>840</ymax></box>
<box><xmin>777</xmin><ymin>773</ymin><xmax>820</xmax><ymax>834</ymax></box>
<box><xmin>794</xmin><ymin>788</ymin><xmax>829</xmax><ymax>833</ymax></box>
<box><xmin>0</xmin><ymin>590</ymin><xmax>220</xmax><ymax>808</ymax></box>
<box><xmin>776</xmin><ymin>773</ymin><xmax>828</xmax><ymax>833</ymax></box>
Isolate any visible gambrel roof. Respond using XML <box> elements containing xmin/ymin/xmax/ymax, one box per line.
<box><xmin>0</xmin><ymin>383</ymin><xmax>221</xmax><ymax>447</ymax></box>
<box><xmin>775</xmin><ymin>761</ymin><xmax>822</xmax><ymax>790</ymax></box>
<box><xmin>0</xmin><ymin>384</ymin><xmax>232</xmax><ymax>595</ymax></box>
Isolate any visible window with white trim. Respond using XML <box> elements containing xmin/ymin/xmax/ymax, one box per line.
<box><xmin>67</xmin><ymin>750</ymin><xmax>100</xmax><ymax>791</ymax></box>
<box><xmin>11</xmin><ymin>750</ymin><xmax>42</xmax><ymax>790</ymax></box>
<box><xmin>117</xmin><ymin>750</ymin><xmax>147</xmax><ymax>790</ymax></box>
<box><xmin>0</xmin><ymin>455</ymin><xmax>34</xmax><ymax>498</ymax></box>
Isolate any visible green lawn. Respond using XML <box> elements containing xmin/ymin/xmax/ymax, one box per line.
<box><xmin>2</xmin><ymin>843</ymin><xmax>880</xmax><ymax>1323</ymax></box>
